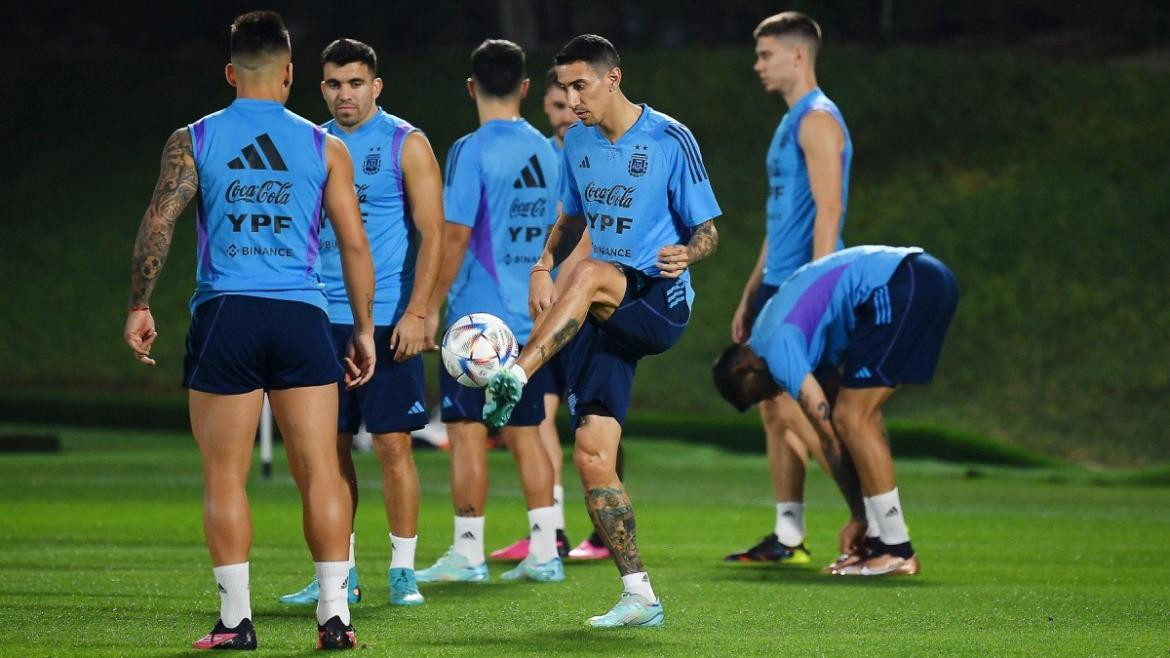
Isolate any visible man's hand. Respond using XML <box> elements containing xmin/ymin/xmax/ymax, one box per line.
<box><xmin>731</xmin><ymin>298</ymin><xmax>754</xmax><ymax>343</ymax></box>
<box><xmin>123</xmin><ymin>309</ymin><xmax>158</xmax><ymax>366</ymax></box>
<box><xmin>529</xmin><ymin>269</ymin><xmax>556</xmax><ymax>318</ymax></box>
<box><xmin>838</xmin><ymin>517</ymin><xmax>868</xmax><ymax>556</ymax></box>
<box><xmin>656</xmin><ymin>244</ymin><xmax>690</xmax><ymax>279</ymax></box>
<box><xmin>344</xmin><ymin>330</ymin><xmax>377</xmax><ymax>389</ymax></box>
<box><xmin>424</xmin><ymin>309</ymin><xmax>441</xmax><ymax>352</ymax></box>
<box><xmin>391</xmin><ymin>312</ymin><xmax>428</xmax><ymax>362</ymax></box>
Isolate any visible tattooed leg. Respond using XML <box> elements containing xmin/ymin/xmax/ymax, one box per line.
<box><xmin>586</xmin><ymin>486</ymin><xmax>644</xmax><ymax>576</ymax></box>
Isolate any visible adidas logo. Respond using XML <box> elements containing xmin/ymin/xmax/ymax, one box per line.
<box><xmin>227</xmin><ymin>133</ymin><xmax>288</xmax><ymax>171</ymax></box>
<box><xmin>407</xmin><ymin>401</ymin><xmax>426</xmax><ymax>415</ymax></box>
<box><xmin>531</xmin><ymin>523</ymin><xmax>542</xmax><ymax>532</ymax></box>
<box><xmin>781</xmin><ymin>510</ymin><xmax>796</xmax><ymax>517</ymax></box>
<box><xmin>441</xmin><ymin>396</ymin><xmax>453</xmax><ymax>409</ymax></box>
<box><xmin>513</xmin><ymin>154</ymin><xmax>548</xmax><ymax>189</ymax></box>
<box><xmin>665</xmin><ymin>280</ymin><xmax>687</xmax><ymax>309</ymax></box>
<box><xmin>884</xmin><ymin>506</ymin><xmax>900</xmax><ymax>518</ymax></box>
<box><xmin>578</xmin><ymin>156</ymin><xmax>590</xmax><ymax>169</ymax></box>
<box><xmin>460</xmin><ymin>531</ymin><xmax>476</xmax><ymax>540</ymax></box>
<box><xmin>854</xmin><ymin>366</ymin><xmax>872</xmax><ymax>379</ymax></box>
<box><xmin>217</xmin><ymin>583</ymin><xmax>227</xmax><ymax>594</ymax></box>
<box><xmin>341</xmin><ymin>577</ymin><xmax>349</xmax><ymax>590</ymax></box>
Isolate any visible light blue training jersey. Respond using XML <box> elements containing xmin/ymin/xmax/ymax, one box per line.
<box><xmin>763</xmin><ymin>88</ymin><xmax>853</xmax><ymax>284</ymax></box>
<box><xmin>318</xmin><ymin>109</ymin><xmax>420</xmax><ymax>325</ymax></box>
<box><xmin>748</xmin><ymin>245</ymin><xmax>922</xmax><ymax>396</ymax></box>
<box><xmin>443</xmin><ymin>118</ymin><xmax>560</xmax><ymax>343</ymax></box>
<box><xmin>187</xmin><ymin>99</ymin><xmax>329</xmax><ymax>312</ymax></box>
<box><xmin>559</xmin><ymin>105</ymin><xmax>722</xmax><ymax>305</ymax></box>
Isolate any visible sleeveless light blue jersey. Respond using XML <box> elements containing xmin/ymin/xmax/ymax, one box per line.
<box><xmin>318</xmin><ymin>109</ymin><xmax>420</xmax><ymax>325</ymax></box>
<box><xmin>748</xmin><ymin>245</ymin><xmax>922</xmax><ymax>396</ymax></box>
<box><xmin>560</xmin><ymin>105</ymin><xmax>721</xmax><ymax>305</ymax></box>
<box><xmin>188</xmin><ymin>98</ymin><xmax>328</xmax><ymax>312</ymax></box>
<box><xmin>444</xmin><ymin>119</ymin><xmax>560</xmax><ymax>343</ymax></box>
<box><xmin>763</xmin><ymin>88</ymin><xmax>853</xmax><ymax>285</ymax></box>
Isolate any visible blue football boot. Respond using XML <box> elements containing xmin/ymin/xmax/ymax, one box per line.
<box><xmin>501</xmin><ymin>554</ymin><xmax>565</xmax><ymax>582</ymax></box>
<box><xmin>415</xmin><ymin>548</ymin><xmax>489</xmax><ymax>583</ymax></box>
<box><xmin>388</xmin><ymin>567</ymin><xmax>425</xmax><ymax>605</ymax></box>
<box><xmin>278</xmin><ymin>566</ymin><xmax>362</xmax><ymax>605</ymax></box>
<box><xmin>586</xmin><ymin>592</ymin><xmax>665</xmax><ymax>628</ymax></box>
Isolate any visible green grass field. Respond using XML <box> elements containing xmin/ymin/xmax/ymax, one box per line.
<box><xmin>2</xmin><ymin>427</ymin><xmax>1168</xmax><ymax>656</ymax></box>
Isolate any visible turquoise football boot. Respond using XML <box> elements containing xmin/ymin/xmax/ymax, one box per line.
<box><xmin>501</xmin><ymin>555</ymin><xmax>565</xmax><ymax>582</ymax></box>
<box><xmin>415</xmin><ymin>548</ymin><xmax>489</xmax><ymax>583</ymax></box>
<box><xmin>586</xmin><ymin>592</ymin><xmax>665</xmax><ymax>628</ymax></box>
<box><xmin>278</xmin><ymin>566</ymin><xmax>362</xmax><ymax>605</ymax></box>
<box><xmin>388</xmin><ymin>567</ymin><xmax>425</xmax><ymax>605</ymax></box>
<box><xmin>483</xmin><ymin>370</ymin><xmax>524</xmax><ymax>430</ymax></box>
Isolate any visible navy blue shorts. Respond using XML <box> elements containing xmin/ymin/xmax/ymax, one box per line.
<box><xmin>183</xmin><ymin>295</ymin><xmax>342</xmax><ymax>394</ymax></box>
<box><xmin>563</xmin><ymin>266</ymin><xmax>691</xmax><ymax>426</ymax></box>
<box><xmin>754</xmin><ymin>283</ymin><xmax>779</xmax><ymax>315</ymax></box>
<box><xmin>545</xmin><ymin>350</ymin><xmax>569</xmax><ymax>399</ymax></box>
<box><xmin>439</xmin><ymin>350</ymin><xmax>552</xmax><ymax>427</ymax></box>
<box><xmin>331</xmin><ymin>324</ymin><xmax>427</xmax><ymax>435</ymax></box>
<box><xmin>842</xmin><ymin>253</ymin><xmax>959</xmax><ymax>389</ymax></box>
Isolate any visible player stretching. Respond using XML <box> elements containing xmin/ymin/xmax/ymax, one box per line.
<box><xmin>419</xmin><ymin>39</ymin><xmax>564</xmax><ymax>584</ymax></box>
<box><xmin>122</xmin><ymin>12</ymin><xmax>373</xmax><ymax>649</ymax></box>
<box><xmin>726</xmin><ymin>12</ymin><xmax>856</xmax><ymax>568</ymax></box>
<box><xmin>279</xmin><ymin>38</ymin><xmax>442</xmax><ymax>609</ymax></box>
<box><xmin>713</xmin><ymin>246</ymin><xmax>959</xmax><ymax>576</ymax></box>
<box><xmin>483</xmin><ymin>35</ymin><xmax>721</xmax><ymax>627</ymax></box>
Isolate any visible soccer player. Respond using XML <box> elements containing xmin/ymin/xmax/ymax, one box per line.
<box><xmin>725</xmin><ymin>12</ymin><xmax>855</xmax><ymax>567</ymax></box>
<box><xmin>483</xmin><ymin>34</ymin><xmax>721</xmax><ymax>627</ymax></box>
<box><xmin>122</xmin><ymin>11</ymin><xmax>372</xmax><ymax>650</ymax></box>
<box><xmin>419</xmin><ymin>39</ymin><xmax>564</xmax><ymax>584</ymax></box>
<box><xmin>713</xmin><ymin>245</ymin><xmax>960</xmax><ymax>576</ymax></box>
<box><xmin>278</xmin><ymin>38</ymin><xmax>442</xmax><ymax>609</ymax></box>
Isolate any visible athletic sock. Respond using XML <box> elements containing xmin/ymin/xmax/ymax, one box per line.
<box><xmin>774</xmin><ymin>501</ymin><xmax>804</xmax><ymax>547</ymax></box>
<box><xmin>507</xmin><ymin>363</ymin><xmax>529</xmax><ymax>386</ymax></box>
<box><xmin>552</xmin><ymin>484</ymin><xmax>566</xmax><ymax>531</ymax></box>
<box><xmin>527</xmin><ymin>506</ymin><xmax>559</xmax><ymax>563</ymax></box>
<box><xmin>864</xmin><ymin>497</ymin><xmax>882</xmax><ymax>538</ymax></box>
<box><xmin>453</xmin><ymin>516</ymin><xmax>485</xmax><ymax>564</ymax></box>
<box><xmin>212</xmin><ymin>562</ymin><xmax>251</xmax><ymax>628</ymax></box>
<box><xmin>314</xmin><ymin>560</ymin><xmax>351</xmax><ymax>626</ymax></box>
<box><xmin>389</xmin><ymin>534</ymin><xmax>417</xmax><ymax>570</ymax></box>
<box><xmin>866</xmin><ymin>488</ymin><xmax>912</xmax><ymax>549</ymax></box>
<box><xmin>347</xmin><ymin>532</ymin><xmax>356</xmax><ymax>570</ymax></box>
<box><xmin>621</xmin><ymin>571</ymin><xmax>656</xmax><ymax>603</ymax></box>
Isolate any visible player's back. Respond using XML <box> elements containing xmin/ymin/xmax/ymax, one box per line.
<box><xmin>188</xmin><ymin>99</ymin><xmax>328</xmax><ymax>311</ymax></box>
<box><xmin>764</xmin><ymin>88</ymin><xmax>853</xmax><ymax>284</ymax></box>
<box><xmin>444</xmin><ymin>119</ymin><xmax>560</xmax><ymax>343</ymax></box>
<box><xmin>318</xmin><ymin>111</ymin><xmax>419</xmax><ymax>325</ymax></box>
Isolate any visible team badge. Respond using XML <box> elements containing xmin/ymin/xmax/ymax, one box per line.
<box><xmin>363</xmin><ymin>147</ymin><xmax>381</xmax><ymax>175</ymax></box>
<box><xmin>628</xmin><ymin>149</ymin><xmax>648</xmax><ymax>177</ymax></box>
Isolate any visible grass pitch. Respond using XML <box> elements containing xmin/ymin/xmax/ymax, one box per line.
<box><xmin>1</xmin><ymin>427</ymin><xmax>1167</xmax><ymax>656</ymax></box>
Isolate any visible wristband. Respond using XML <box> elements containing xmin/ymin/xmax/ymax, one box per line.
<box><xmin>405</xmin><ymin>310</ymin><xmax>425</xmax><ymax>320</ymax></box>
<box><xmin>129</xmin><ymin>305</ymin><xmax>150</xmax><ymax>312</ymax></box>
<box><xmin>530</xmin><ymin>265</ymin><xmax>551</xmax><ymax>276</ymax></box>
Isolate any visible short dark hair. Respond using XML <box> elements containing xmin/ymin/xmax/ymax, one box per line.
<box><xmin>230</xmin><ymin>11</ymin><xmax>291</xmax><ymax>63</ymax></box>
<box><xmin>554</xmin><ymin>34</ymin><xmax>620</xmax><ymax>74</ymax></box>
<box><xmin>544</xmin><ymin>66</ymin><xmax>560</xmax><ymax>91</ymax></box>
<box><xmin>712</xmin><ymin>344</ymin><xmax>767</xmax><ymax>413</ymax></box>
<box><xmin>470</xmin><ymin>39</ymin><xmax>526</xmax><ymax>97</ymax></box>
<box><xmin>753</xmin><ymin>12</ymin><xmax>822</xmax><ymax>52</ymax></box>
<box><xmin>321</xmin><ymin>38</ymin><xmax>377</xmax><ymax>76</ymax></box>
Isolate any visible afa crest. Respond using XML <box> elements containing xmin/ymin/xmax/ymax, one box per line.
<box><xmin>628</xmin><ymin>152</ymin><xmax>648</xmax><ymax>177</ymax></box>
<box><xmin>363</xmin><ymin>147</ymin><xmax>381</xmax><ymax>175</ymax></box>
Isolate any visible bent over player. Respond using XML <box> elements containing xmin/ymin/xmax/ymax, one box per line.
<box><xmin>122</xmin><ymin>12</ymin><xmax>373</xmax><ymax>649</ymax></box>
<box><xmin>713</xmin><ymin>246</ymin><xmax>959</xmax><ymax>576</ymax></box>
<box><xmin>483</xmin><ymin>34</ymin><xmax>721</xmax><ymax>627</ymax></box>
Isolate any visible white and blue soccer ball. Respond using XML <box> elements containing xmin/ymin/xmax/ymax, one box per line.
<box><xmin>440</xmin><ymin>313</ymin><xmax>519</xmax><ymax>388</ymax></box>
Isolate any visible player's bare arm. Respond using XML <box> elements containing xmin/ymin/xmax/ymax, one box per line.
<box><xmin>124</xmin><ymin>127</ymin><xmax>198</xmax><ymax>366</ymax></box>
<box><xmin>394</xmin><ymin>131</ymin><xmax>445</xmax><ymax>358</ymax></box>
<box><xmin>732</xmin><ymin>240</ymin><xmax>768</xmax><ymax>343</ymax></box>
<box><xmin>423</xmin><ymin>223</ymin><xmax>472</xmax><ymax>344</ymax></box>
<box><xmin>323</xmin><ymin>134</ymin><xmax>377</xmax><ymax>387</ymax></box>
<box><xmin>656</xmin><ymin>219</ymin><xmax>718</xmax><ymax>280</ymax></box>
<box><xmin>799</xmin><ymin>111</ymin><xmax>845</xmax><ymax>260</ymax></box>
<box><xmin>795</xmin><ymin>373</ymin><xmax>866</xmax><ymax>525</ymax></box>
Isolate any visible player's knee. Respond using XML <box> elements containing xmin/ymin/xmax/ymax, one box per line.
<box><xmin>372</xmin><ymin>432</ymin><xmax>412</xmax><ymax>465</ymax></box>
<box><xmin>831</xmin><ymin>401</ymin><xmax>877</xmax><ymax>439</ymax></box>
<box><xmin>565</xmin><ymin>259</ymin><xmax>608</xmax><ymax>292</ymax></box>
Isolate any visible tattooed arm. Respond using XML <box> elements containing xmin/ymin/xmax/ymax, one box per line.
<box><xmin>656</xmin><ymin>219</ymin><xmax>718</xmax><ymax>280</ymax></box>
<box><xmin>123</xmin><ymin>128</ymin><xmax>198</xmax><ymax>365</ymax></box>
<box><xmin>796</xmin><ymin>373</ymin><xmax>866</xmax><ymax>522</ymax></box>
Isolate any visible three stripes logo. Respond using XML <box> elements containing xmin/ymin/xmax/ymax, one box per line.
<box><xmin>407</xmin><ymin>401</ymin><xmax>426</xmax><ymax>415</ymax></box>
<box><xmin>459</xmin><ymin>531</ymin><xmax>476</xmax><ymax>540</ymax></box>
<box><xmin>441</xmin><ymin>396</ymin><xmax>453</xmax><ymax>409</ymax></box>
<box><xmin>853</xmin><ymin>366</ymin><xmax>872</xmax><ymax>379</ymax></box>
<box><xmin>872</xmin><ymin>285</ymin><xmax>894</xmax><ymax>325</ymax></box>
<box><xmin>665</xmin><ymin>280</ymin><xmax>687</xmax><ymax>309</ymax></box>
<box><xmin>227</xmin><ymin>134</ymin><xmax>288</xmax><ymax>171</ymax></box>
<box><xmin>663</xmin><ymin>123</ymin><xmax>708</xmax><ymax>184</ymax></box>
<box><xmin>578</xmin><ymin>155</ymin><xmax>591</xmax><ymax>169</ymax></box>
<box><xmin>513</xmin><ymin>155</ymin><xmax>548</xmax><ymax>189</ymax></box>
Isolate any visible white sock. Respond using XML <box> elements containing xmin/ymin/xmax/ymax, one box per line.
<box><xmin>621</xmin><ymin>571</ymin><xmax>656</xmax><ymax>602</ymax></box>
<box><xmin>553</xmin><ymin>484</ymin><xmax>566</xmax><ymax>531</ymax></box>
<box><xmin>390</xmin><ymin>534</ymin><xmax>417</xmax><ymax>570</ymax></box>
<box><xmin>867</xmin><ymin>488</ymin><xmax>911</xmax><ymax>545</ymax></box>
<box><xmin>314</xmin><ymin>560</ymin><xmax>351</xmax><ymax>626</ymax></box>
<box><xmin>774</xmin><ymin>501</ymin><xmax>804</xmax><ymax>547</ymax></box>
<box><xmin>865</xmin><ymin>497</ymin><xmax>881</xmax><ymax>538</ymax></box>
<box><xmin>212</xmin><ymin>562</ymin><xmax>251</xmax><ymax>628</ymax></box>
<box><xmin>527</xmin><ymin>506</ymin><xmax>559</xmax><ymax>563</ymax></box>
<box><xmin>453</xmin><ymin>516</ymin><xmax>485</xmax><ymax>564</ymax></box>
<box><xmin>508</xmin><ymin>363</ymin><xmax>529</xmax><ymax>386</ymax></box>
<box><xmin>347</xmin><ymin>532</ymin><xmax>356</xmax><ymax>570</ymax></box>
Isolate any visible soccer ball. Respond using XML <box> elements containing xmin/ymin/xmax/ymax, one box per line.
<box><xmin>441</xmin><ymin>313</ymin><xmax>519</xmax><ymax>388</ymax></box>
